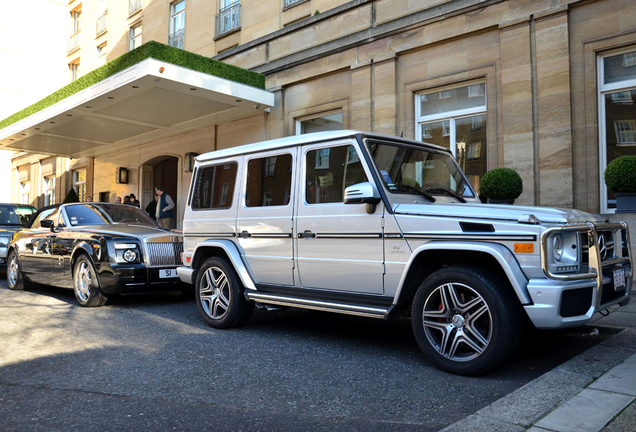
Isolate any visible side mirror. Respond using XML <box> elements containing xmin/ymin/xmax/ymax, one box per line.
<box><xmin>40</xmin><ymin>219</ymin><xmax>55</xmax><ymax>231</ymax></box>
<box><xmin>344</xmin><ymin>182</ymin><xmax>382</xmax><ymax>214</ymax></box>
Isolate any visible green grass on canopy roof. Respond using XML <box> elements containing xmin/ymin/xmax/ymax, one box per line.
<box><xmin>0</xmin><ymin>41</ymin><xmax>266</xmax><ymax>130</ymax></box>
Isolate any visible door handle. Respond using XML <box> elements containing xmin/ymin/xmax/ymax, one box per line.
<box><xmin>239</xmin><ymin>230</ymin><xmax>252</xmax><ymax>239</ymax></box>
<box><xmin>298</xmin><ymin>230</ymin><xmax>316</xmax><ymax>239</ymax></box>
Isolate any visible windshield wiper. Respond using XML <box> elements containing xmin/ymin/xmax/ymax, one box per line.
<box><xmin>393</xmin><ymin>185</ymin><xmax>436</xmax><ymax>202</ymax></box>
<box><xmin>425</xmin><ymin>187</ymin><xmax>467</xmax><ymax>203</ymax></box>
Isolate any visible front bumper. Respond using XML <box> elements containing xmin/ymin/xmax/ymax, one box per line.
<box><xmin>177</xmin><ymin>266</ymin><xmax>196</xmax><ymax>285</ymax></box>
<box><xmin>97</xmin><ymin>263</ymin><xmax>184</xmax><ymax>294</ymax></box>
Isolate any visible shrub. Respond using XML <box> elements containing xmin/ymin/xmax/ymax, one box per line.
<box><xmin>604</xmin><ymin>155</ymin><xmax>636</xmax><ymax>193</ymax></box>
<box><xmin>480</xmin><ymin>168</ymin><xmax>523</xmax><ymax>200</ymax></box>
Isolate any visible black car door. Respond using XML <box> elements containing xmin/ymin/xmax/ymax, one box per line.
<box><xmin>19</xmin><ymin>207</ymin><xmax>58</xmax><ymax>283</ymax></box>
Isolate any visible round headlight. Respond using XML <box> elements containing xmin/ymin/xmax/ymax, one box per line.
<box><xmin>553</xmin><ymin>234</ymin><xmax>563</xmax><ymax>261</ymax></box>
<box><xmin>123</xmin><ymin>249</ymin><xmax>137</xmax><ymax>262</ymax></box>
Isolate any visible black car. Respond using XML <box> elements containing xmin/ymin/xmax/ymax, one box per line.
<box><xmin>0</xmin><ymin>203</ymin><xmax>37</xmax><ymax>268</ymax></box>
<box><xmin>6</xmin><ymin>203</ymin><xmax>184</xmax><ymax>306</ymax></box>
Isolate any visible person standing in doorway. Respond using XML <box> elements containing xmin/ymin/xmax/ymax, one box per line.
<box><xmin>145</xmin><ymin>194</ymin><xmax>158</xmax><ymax>221</ymax></box>
<box><xmin>155</xmin><ymin>186</ymin><xmax>175</xmax><ymax>229</ymax></box>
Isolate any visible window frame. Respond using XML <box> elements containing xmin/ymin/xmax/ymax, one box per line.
<box><xmin>169</xmin><ymin>0</ymin><xmax>185</xmax><ymax>49</ymax></box>
<box><xmin>295</xmin><ymin>110</ymin><xmax>344</xmax><ymax>135</ymax></box>
<box><xmin>243</xmin><ymin>151</ymin><xmax>294</xmax><ymax>208</ymax></box>
<box><xmin>43</xmin><ymin>176</ymin><xmax>56</xmax><ymax>207</ymax></box>
<box><xmin>597</xmin><ymin>46</ymin><xmax>636</xmax><ymax>213</ymax></box>
<box><xmin>72</xmin><ymin>169</ymin><xmax>87</xmax><ymax>202</ymax></box>
<box><xmin>129</xmin><ymin>21</ymin><xmax>142</xmax><ymax>51</ymax></box>
<box><xmin>190</xmin><ymin>161</ymin><xmax>238</xmax><ymax>211</ymax></box>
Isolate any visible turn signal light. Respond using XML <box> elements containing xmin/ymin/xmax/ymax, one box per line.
<box><xmin>514</xmin><ymin>243</ymin><xmax>534</xmax><ymax>253</ymax></box>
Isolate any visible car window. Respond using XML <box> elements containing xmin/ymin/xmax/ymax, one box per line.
<box><xmin>30</xmin><ymin>208</ymin><xmax>58</xmax><ymax>229</ymax></box>
<box><xmin>65</xmin><ymin>205</ymin><xmax>110</xmax><ymax>226</ymax></box>
<box><xmin>97</xmin><ymin>204</ymin><xmax>157</xmax><ymax>226</ymax></box>
<box><xmin>15</xmin><ymin>206</ymin><xmax>37</xmax><ymax>225</ymax></box>
<box><xmin>0</xmin><ymin>205</ymin><xmax>23</xmax><ymax>226</ymax></box>
<box><xmin>192</xmin><ymin>162</ymin><xmax>238</xmax><ymax>210</ymax></box>
<box><xmin>305</xmin><ymin>144</ymin><xmax>368</xmax><ymax>204</ymax></box>
<box><xmin>245</xmin><ymin>154</ymin><xmax>292</xmax><ymax>207</ymax></box>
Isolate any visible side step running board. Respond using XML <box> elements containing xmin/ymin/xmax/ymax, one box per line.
<box><xmin>244</xmin><ymin>291</ymin><xmax>391</xmax><ymax>319</ymax></box>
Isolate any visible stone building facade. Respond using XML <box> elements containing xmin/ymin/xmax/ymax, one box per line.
<box><xmin>2</xmin><ymin>0</ymin><xmax>636</xmax><ymax>224</ymax></box>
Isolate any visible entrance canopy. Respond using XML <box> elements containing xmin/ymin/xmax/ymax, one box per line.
<box><xmin>0</xmin><ymin>44</ymin><xmax>274</xmax><ymax>159</ymax></box>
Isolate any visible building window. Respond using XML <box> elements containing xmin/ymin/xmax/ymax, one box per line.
<box><xmin>43</xmin><ymin>176</ymin><xmax>56</xmax><ymax>206</ymax></box>
<box><xmin>416</xmin><ymin>82</ymin><xmax>487</xmax><ymax>193</ymax></box>
<box><xmin>129</xmin><ymin>0</ymin><xmax>143</xmax><ymax>16</ymax></box>
<box><xmin>96</xmin><ymin>0</ymin><xmax>108</xmax><ymax>37</ymax></box>
<box><xmin>73</xmin><ymin>169</ymin><xmax>87</xmax><ymax>202</ymax></box>
<box><xmin>70</xmin><ymin>62</ymin><xmax>80</xmax><ymax>81</ymax></box>
<box><xmin>67</xmin><ymin>9</ymin><xmax>81</xmax><ymax>54</ymax></box>
<box><xmin>215</xmin><ymin>0</ymin><xmax>240</xmax><ymax>37</ymax></box>
<box><xmin>20</xmin><ymin>182</ymin><xmax>30</xmax><ymax>205</ymax></box>
<box><xmin>283</xmin><ymin>0</ymin><xmax>304</xmax><ymax>7</ymax></box>
<box><xmin>295</xmin><ymin>112</ymin><xmax>343</xmax><ymax>135</ymax></box>
<box><xmin>599</xmin><ymin>47</ymin><xmax>636</xmax><ymax>212</ymax></box>
<box><xmin>169</xmin><ymin>1</ymin><xmax>185</xmax><ymax>49</ymax></box>
<box><xmin>129</xmin><ymin>22</ymin><xmax>142</xmax><ymax>51</ymax></box>
<box><xmin>315</xmin><ymin>149</ymin><xmax>330</xmax><ymax>169</ymax></box>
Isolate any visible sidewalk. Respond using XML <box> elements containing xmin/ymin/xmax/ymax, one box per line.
<box><xmin>442</xmin><ymin>290</ymin><xmax>636</xmax><ymax>432</ymax></box>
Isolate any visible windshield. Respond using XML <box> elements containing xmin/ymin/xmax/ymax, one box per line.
<box><xmin>366</xmin><ymin>140</ymin><xmax>475</xmax><ymax>202</ymax></box>
<box><xmin>0</xmin><ymin>205</ymin><xmax>36</xmax><ymax>226</ymax></box>
<box><xmin>65</xmin><ymin>204</ymin><xmax>157</xmax><ymax>227</ymax></box>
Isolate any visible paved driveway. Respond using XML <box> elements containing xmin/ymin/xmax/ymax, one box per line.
<box><xmin>0</xmin><ymin>280</ymin><xmax>617</xmax><ymax>431</ymax></box>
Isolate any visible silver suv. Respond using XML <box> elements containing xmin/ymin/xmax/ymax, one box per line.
<box><xmin>177</xmin><ymin>131</ymin><xmax>633</xmax><ymax>375</ymax></box>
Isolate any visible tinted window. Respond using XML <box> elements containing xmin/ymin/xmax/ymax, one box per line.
<box><xmin>246</xmin><ymin>154</ymin><xmax>292</xmax><ymax>207</ymax></box>
<box><xmin>305</xmin><ymin>145</ymin><xmax>367</xmax><ymax>204</ymax></box>
<box><xmin>0</xmin><ymin>205</ymin><xmax>24</xmax><ymax>226</ymax></box>
<box><xmin>192</xmin><ymin>163</ymin><xmax>238</xmax><ymax>210</ymax></box>
<box><xmin>65</xmin><ymin>205</ymin><xmax>110</xmax><ymax>226</ymax></box>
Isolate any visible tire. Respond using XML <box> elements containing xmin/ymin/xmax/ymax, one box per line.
<box><xmin>73</xmin><ymin>255</ymin><xmax>108</xmax><ymax>307</ymax></box>
<box><xmin>6</xmin><ymin>250</ymin><xmax>30</xmax><ymax>291</ymax></box>
<box><xmin>411</xmin><ymin>264</ymin><xmax>522</xmax><ymax>376</ymax></box>
<box><xmin>195</xmin><ymin>257</ymin><xmax>253</xmax><ymax>329</ymax></box>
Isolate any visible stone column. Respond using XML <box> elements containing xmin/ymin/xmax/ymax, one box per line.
<box><xmin>500</xmin><ymin>18</ymin><xmax>536</xmax><ymax>206</ymax></box>
<box><xmin>372</xmin><ymin>53</ymin><xmax>397</xmax><ymax>136</ymax></box>
<box><xmin>350</xmin><ymin>61</ymin><xmax>372</xmax><ymax>132</ymax></box>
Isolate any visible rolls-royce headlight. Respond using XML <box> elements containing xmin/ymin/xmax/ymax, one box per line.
<box><xmin>553</xmin><ymin>233</ymin><xmax>564</xmax><ymax>261</ymax></box>
<box><xmin>0</xmin><ymin>236</ymin><xmax>10</xmax><ymax>246</ymax></box>
<box><xmin>123</xmin><ymin>249</ymin><xmax>137</xmax><ymax>262</ymax></box>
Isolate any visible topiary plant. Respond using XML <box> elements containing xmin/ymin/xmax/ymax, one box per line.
<box><xmin>62</xmin><ymin>188</ymin><xmax>80</xmax><ymax>203</ymax></box>
<box><xmin>480</xmin><ymin>167</ymin><xmax>523</xmax><ymax>201</ymax></box>
<box><xmin>604</xmin><ymin>155</ymin><xmax>636</xmax><ymax>193</ymax></box>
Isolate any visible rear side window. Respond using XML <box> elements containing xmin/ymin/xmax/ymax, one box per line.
<box><xmin>192</xmin><ymin>162</ymin><xmax>238</xmax><ymax>210</ymax></box>
<box><xmin>245</xmin><ymin>154</ymin><xmax>293</xmax><ymax>207</ymax></box>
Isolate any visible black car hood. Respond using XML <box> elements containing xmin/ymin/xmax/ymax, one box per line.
<box><xmin>68</xmin><ymin>223</ymin><xmax>180</xmax><ymax>239</ymax></box>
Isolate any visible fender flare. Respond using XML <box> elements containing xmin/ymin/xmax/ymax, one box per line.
<box><xmin>192</xmin><ymin>239</ymin><xmax>256</xmax><ymax>290</ymax></box>
<box><xmin>394</xmin><ymin>241</ymin><xmax>531</xmax><ymax>305</ymax></box>
<box><xmin>71</xmin><ymin>242</ymin><xmax>95</xmax><ymax>266</ymax></box>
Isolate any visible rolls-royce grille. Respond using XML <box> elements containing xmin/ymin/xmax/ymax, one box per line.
<box><xmin>146</xmin><ymin>242</ymin><xmax>183</xmax><ymax>267</ymax></box>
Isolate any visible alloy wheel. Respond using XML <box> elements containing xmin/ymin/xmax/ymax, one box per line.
<box><xmin>199</xmin><ymin>266</ymin><xmax>231</xmax><ymax>320</ymax></box>
<box><xmin>75</xmin><ymin>261</ymin><xmax>92</xmax><ymax>302</ymax></box>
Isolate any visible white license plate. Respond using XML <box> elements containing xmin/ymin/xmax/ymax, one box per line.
<box><xmin>613</xmin><ymin>268</ymin><xmax>626</xmax><ymax>291</ymax></box>
<box><xmin>159</xmin><ymin>269</ymin><xmax>178</xmax><ymax>279</ymax></box>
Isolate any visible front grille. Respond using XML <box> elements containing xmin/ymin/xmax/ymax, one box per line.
<box><xmin>560</xmin><ymin>288</ymin><xmax>593</xmax><ymax>317</ymax></box>
<box><xmin>145</xmin><ymin>242</ymin><xmax>183</xmax><ymax>267</ymax></box>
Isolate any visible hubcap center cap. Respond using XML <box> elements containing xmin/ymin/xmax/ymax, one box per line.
<box><xmin>451</xmin><ymin>315</ymin><xmax>465</xmax><ymax>328</ymax></box>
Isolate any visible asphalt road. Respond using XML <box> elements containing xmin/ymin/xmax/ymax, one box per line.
<box><xmin>0</xmin><ymin>277</ymin><xmax>619</xmax><ymax>431</ymax></box>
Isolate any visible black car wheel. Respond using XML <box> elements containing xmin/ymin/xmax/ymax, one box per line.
<box><xmin>195</xmin><ymin>257</ymin><xmax>253</xmax><ymax>329</ymax></box>
<box><xmin>411</xmin><ymin>264</ymin><xmax>522</xmax><ymax>376</ymax></box>
<box><xmin>7</xmin><ymin>250</ymin><xmax>30</xmax><ymax>291</ymax></box>
<box><xmin>73</xmin><ymin>255</ymin><xmax>108</xmax><ymax>307</ymax></box>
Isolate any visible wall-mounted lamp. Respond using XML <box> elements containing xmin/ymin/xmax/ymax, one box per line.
<box><xmin>184</xmin><ymin>153</ymin><xmax>199</xmax><ymax>172</ymax></box>
<box><xmin>116</xmin><ymin>167</ymin><xmax>128</xmax><ymax>184</ymax></box>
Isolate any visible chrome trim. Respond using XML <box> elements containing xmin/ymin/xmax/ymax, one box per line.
<box><xmin>245</xmin><ymin>292</ymin><xmax>389</xmax><ymax>319</ymax></box>
<box><xmin>114</xmin><ymin>243</ymin><xmax>138</xmax><ymax>249</ymax></box>
<box><xmin>315</xmin><ymin>233</ymin><xmax>382</xmax><ymax>239</ymax></box>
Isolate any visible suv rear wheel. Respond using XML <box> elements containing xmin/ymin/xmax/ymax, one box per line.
<box><xmin>411</xmin><ymin>264</ymin><xmax>522</xmax><ymax>376</ymax></box>
<box><xmin>195</xmin><ymin>257</ymin><xmax>254</xmax><ymax>329</ymax></box>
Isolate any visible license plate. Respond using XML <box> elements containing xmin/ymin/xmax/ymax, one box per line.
<box><xmin>159</xmin><ymin>269</ymin><xmax>178</xmax><ymax>279</ymax></box>
<box><xmin>613</xmin><ymin>268</ymin><xmax>626</xmax><ymax>291</ymax></box>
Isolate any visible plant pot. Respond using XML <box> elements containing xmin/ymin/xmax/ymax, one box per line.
<box><xmin>615</xmin><ymin>192</ymin><xmax>636</xmax><ymax>213</ymax></box>
<box><xmin>487</xmin><ymin>198</ymin><xmax>515</xmax><ymax>205</ymax></box>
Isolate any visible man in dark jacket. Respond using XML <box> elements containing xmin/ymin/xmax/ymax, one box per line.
<box><xmin>155</xmin><ymin>186</ymin><xmax>175</xmax><ymax>228</ymax></box>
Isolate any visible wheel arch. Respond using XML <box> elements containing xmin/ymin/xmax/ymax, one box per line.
<box><xmin>393</xmin><ymin>241</ymin><xmax>530</xmax><ymax>312</ymax></box>
<box><xmin>191</xmin><ymin>239</ymin><xmax>256</xmax><ymax>290</ymax></box>
<box><xmin>71</xmin><ymin>242</ymin><xmax>95</xmax><ymax>269</ymax></box>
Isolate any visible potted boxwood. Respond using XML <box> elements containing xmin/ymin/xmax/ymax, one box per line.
<box><xmin>480</xmin><ymin>167</ymin><xmax>523</xmax><ymax>204</ymax></box>
<box><xmin>604</xmin><ymin>155</ymin><xmax>636</xmax><ymax>213</ymax></box>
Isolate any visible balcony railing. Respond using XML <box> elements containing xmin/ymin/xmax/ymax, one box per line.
<box><xmin>96</xmin><ymin>11</ymin><xmax>108</xmax><ymax>37</ymax></box>
<box><xmin>129</xmin><ymin>0</ymin><xmax>143</xmax><ymax>16</ymax></box>
<box><xmin>168</xmin><ymin>29</ymin><xmax>185</xmax><ymax>49</ymax></box>
<box><xmin>67</xmin><ymin>30</ymin><xmax>81</xmax><ymax>54</ymax></box>
<box><xmin>215</xmin><ymin>3</ymin><xmax>240</xmax><ymax>37</ymax></box>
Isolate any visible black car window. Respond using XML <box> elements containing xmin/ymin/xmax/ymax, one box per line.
<box><xmin>15</xmin><ymin>206</ymin><xmax>37</xmax><ymax>225</ymax></box>
<box><xmin>65</xmin><ymin>205</ymin><xmax>110</xmax><ymax>226</ymax></box>
<box><xmin>0</xmin><ymin>205</ymin><xmax>22</xmax><ymax>226</ymax></box>
<box><xmin>97</xmin><ymin>204</ymin><xmax>157</xmax><ymax>226</ymax></box>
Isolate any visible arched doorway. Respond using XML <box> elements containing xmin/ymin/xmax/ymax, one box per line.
<box><xmin>140</xmin><ymin>155</ymin><xmax>179</xmax><ymax>226</ymax></box>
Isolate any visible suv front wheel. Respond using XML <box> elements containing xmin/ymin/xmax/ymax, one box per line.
<box><xmin>195</xmin><ymin>257</ymin><xmax>254</xmax><ymax>329</ymax></box>
<box><xmin>411</xmin><ymin>264</ymin><xmax>522</xmax><ymax>376</ymax></box>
